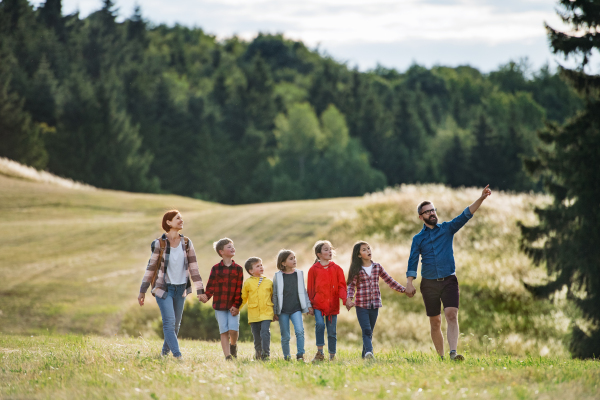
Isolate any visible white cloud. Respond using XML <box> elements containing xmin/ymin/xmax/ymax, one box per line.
<box><xmin>30</xmin><ymin>0</ymin><xmax>582</xmax><ymax>71</ymax></box>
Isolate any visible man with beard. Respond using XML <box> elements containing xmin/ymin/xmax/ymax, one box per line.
<box><xmin>405</xmin><ymin>185</ymin><xmax>492</xmax><ymax>361</ymax></box>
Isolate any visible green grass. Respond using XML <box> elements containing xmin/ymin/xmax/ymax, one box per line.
<box><xmin>1</xmin><ymin>334</ymin><xmax>599</xmax><ymax>400</ymax></box>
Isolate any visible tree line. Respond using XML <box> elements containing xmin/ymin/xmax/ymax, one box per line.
<box><xmin>0</xmin><ymin>0</ymin><xmax>583</xmax><ymax>204</ymax></box>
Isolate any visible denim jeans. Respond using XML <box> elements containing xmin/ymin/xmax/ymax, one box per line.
<box><xmin>356</xmin><ymin>307</ymin><xmax>379</xmax><ymax>357</ymax></box>
<box><xmin>314</xmin><ymin>309</ymin><xmax>337</xmax><ymax>354</ymax></box>
<box><xmin>156</xmin><ymin>283</ymin><xmax>187</xmax><ymax>357</ymax></box>
<box><xmin>278</xmin><ymin>311</ymin><xmax>305</xmax><ymax>358</ymax></box>
<box><xmin>250</xmin><ymin>320</ymin><xmax>271</xmax><ymax>357</ymax></box>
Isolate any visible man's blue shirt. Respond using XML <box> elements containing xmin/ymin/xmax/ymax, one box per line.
<box><xmin>406</xmin><ymin>207</ymin><xmax>473</xmax><ymax>280</ymax></box>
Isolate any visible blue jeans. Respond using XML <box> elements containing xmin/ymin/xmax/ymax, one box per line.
<box><xmin>278</xmin><ymin>311</ymin><xmax>305</xmax><ymax>358</ymax></box>
<box><xmin>356</xmin><ymin>307</ymin><xmax>379</xmax><ymax>357</ymax></box>
<box><xmin>314</xmin><ymin>309</ymin><xmax>337</xmax><ymax>354</ymax></box>
<box><xmin>156</xmin><ymin>284</ymin><xmax>187</xmax><ymax>357</ymax></box>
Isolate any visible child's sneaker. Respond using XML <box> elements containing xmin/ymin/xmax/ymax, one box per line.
<box><xmin>329</xmin><ymin>353</ymin><xmax>336</xmax><ymax>361</ymax></box>
<box><xmin>450</xmin><ymin>351</ymin><xmax>464</xmax><ymax>361</ymax></box>
<box><xmin>225</xmin><ymin>355</ymin><xmax>233</xmax><ymax>361</ymax></box>
<box><xmin>296</xmin><ymin>354</ymin><xmax>305</xmax><ymax>362</ymax></box>
<box><xmin>284</xmin><ymin>356</ymin><xmax>292</xmax><ymax>361</ymax></box>
<box><xmin>254</xmin><ymin>350</ymin><xmax>261</xmax><ymax>360</ymax></box>
<box><xmin>230</xmin><ymin>344</ymin><xmax>238</xmax><ymax>358</ymax></box>
<box><xmin>364</xmin><ymin>352</ymin><xmax>374</xmax><ymax>360</ymax></box>
<box><xmin>311</xmin><ymin>352</ymin><xmax>325</xmax><ymax>363</ymax></box>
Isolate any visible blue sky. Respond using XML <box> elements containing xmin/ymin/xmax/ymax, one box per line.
<box><xmin>32</xmin><ymin>0</ymin><xmax>599</xmax><ymax>73</ymax></box>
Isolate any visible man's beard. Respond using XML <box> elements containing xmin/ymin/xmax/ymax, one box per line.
<box><xmin>425</xmin><ymin>215</ymin><xmax>437</xmax><ymax>225</ymax></box>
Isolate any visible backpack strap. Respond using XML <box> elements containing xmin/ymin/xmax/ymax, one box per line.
<box><xmin>150</xmin><ymin>237</ymin><xmax>167</xmax><ymax>295</ymax></box>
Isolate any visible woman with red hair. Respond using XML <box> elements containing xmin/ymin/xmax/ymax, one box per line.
<box><xmin>138</xmin><ymin>210</ymin><xmax>206</xmax><ymax>359</ymax></box>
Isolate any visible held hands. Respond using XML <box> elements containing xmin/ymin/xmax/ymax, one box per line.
<box><xmin>230</xmin><ymin>306</ymin><xmax>239</xmax><ymax>316</ymax></box>
<box><xmin>345</xmin><ymin>299</ymin><xmax>355</xmax><ymax>311</ymax></box>
<box><xmin>405</xmin><ymin>282</ymin><xmax>417</xmax><ymax>298</ymax></box>
<box><xmin>138</xmin><ymin>293</ymin><xmax>145</xmax><ymax>306</ymax></box>
<box><xmin>308</xmin><ymin>307</ymin><xmax>314</xmax><ymax>316</ymax></box>
<box><xmin>273</xmin><ymin>315</ymin><xmax>279</xmax><ymax>321</ymax></box>
<box><xmin>198</xmin><ymin>294</ymin><xmax>208</xmax><ymax>303</ymax></box>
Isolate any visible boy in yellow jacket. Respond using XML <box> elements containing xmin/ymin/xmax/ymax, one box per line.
<box><xmin>241</xmin><ymin>257</ymin><xmax>275</xmax><ymax>360</ymax></box>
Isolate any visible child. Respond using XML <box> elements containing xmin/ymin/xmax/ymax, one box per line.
<box><xmin>346</xmin><ymin>241</ymin><xmax>406</xmax><ymax>360</ymax></box>
<box><xmin>272</xmin><ymin>249</ymin><xmax>314</xmax><ymax>361</ymax></box>
<box><xmin>240</xmin><ymin>257</ymin><xmax>274</xmax><ymax>360</ymax></box>
<box><xmin>307</xmin><ymin>240</ymin><xmax>347</xmax><ymax>362</ymax></box>
<box><xmin>204</xmin><ymin>238</ymin><xmax>244</xmax><ymax>360</ymax></box>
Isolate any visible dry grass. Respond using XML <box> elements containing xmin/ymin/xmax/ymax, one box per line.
<box><xmin>0</xmin><ymin>157</ymin><xmax>94</xmax><ymax>190</ymax></box>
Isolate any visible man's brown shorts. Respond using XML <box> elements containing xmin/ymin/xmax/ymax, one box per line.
<box><xmin>420</xmin><ymin>275</ymin><xmax>460</xmax><ymax>317</ymax></box>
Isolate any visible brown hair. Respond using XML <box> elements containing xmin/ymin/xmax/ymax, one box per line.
<box><xmin>417</xmin><ymin>201</ymin><xmax>432</xmax><ymax>215</ymax></box>
<box><xmin>313</xmin><ymin>240</ymin><xmax>335</xmax><ymax>264</ymax></box>
<box><xmin>276</xmin><ymin>249</ymin><xmax>295</xmax><ymax>271</ymax></box>
<box><xmin>213</xmin><ymin>238</ymin><xmax>233</xmax><ymax>257</ymax></box>
<box><xmin>162</xmin><ymin>210</ymin><xmax>180</xmax><ymax>232</ymax></box>
<box><xmin>347</xmin><ymin>241</ymin><xmax>369</xmax><ymax>285</ymax></box>
<box><xmin>244</xmin><ymin>257</ymin><xmax>262</xmax><ymax>274</ymax></box>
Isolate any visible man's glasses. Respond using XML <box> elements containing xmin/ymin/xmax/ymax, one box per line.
<box><xmin>419</xmin><ymin>208</ymin><xmax>437</xmax><ymax>216</ymax></box>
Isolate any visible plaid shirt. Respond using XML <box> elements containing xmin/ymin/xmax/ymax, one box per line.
<box><xmin>139</xmin><ymin>234</ymin><xmax>204</xmax><ymax>299</ymax></box>
<box><xmin>205</xmin><ymin>260</ymin><xmax>244</xmax><ymax>311</ymax></box>
<box><xmin>347</xmin><ymin>263</ymin><xmax>405</xmax><ymax>309</ymax></box>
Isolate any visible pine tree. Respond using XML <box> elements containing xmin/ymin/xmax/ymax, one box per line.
<box><xmin>0</xmin><ymin>60</ymin><xmax>48</xmax><ymax>169</ymax></box>
<box><xmin>520</xmin><ymin>0</ymin><xmax>600</xmax><ymax>358</ymax></box>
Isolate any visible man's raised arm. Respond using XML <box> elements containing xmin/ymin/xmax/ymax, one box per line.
<box><xmin>468</xmin><ymin>185</ymin><xmax>492</xmax><ymax>215</ymax></box>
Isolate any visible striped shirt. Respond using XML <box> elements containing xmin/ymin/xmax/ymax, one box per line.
<box><xmin>139</xmin><ymin>234</ymin><xmax>204</xmax><ymax>299</ymax></box>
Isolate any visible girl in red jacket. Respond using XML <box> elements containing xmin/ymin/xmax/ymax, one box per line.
<box><xmin>307</xmin><ymin>240</ymin><xmax>347</xmax><ymax>362</ymax></box>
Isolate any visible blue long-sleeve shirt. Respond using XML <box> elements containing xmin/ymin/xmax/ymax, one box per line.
<box><xmin>406</xmin><ymin>207</ymin><xmax>473</xmax><ymax>280</ymax></box>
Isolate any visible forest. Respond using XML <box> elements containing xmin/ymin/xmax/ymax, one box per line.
<box><xmin>0</xmin><ymin>0</ymin><xmax>584</xmax><ymax>204</ymax></box>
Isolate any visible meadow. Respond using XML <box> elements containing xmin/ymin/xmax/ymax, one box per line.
<box><xmin>1</xmin><ymin>334</ymin><xmax>599</xmax><ymax>400</ymax></box>
<box><xmin>1</xmin><ymin>158</ymin><xmax>597</xmax><ymax>399</ymax></box>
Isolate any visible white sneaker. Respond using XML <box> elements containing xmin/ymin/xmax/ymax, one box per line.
<box><xmin>364</xmin><ymin>352</ymin><xmax>374</xmax><ymax>360</ymax></box>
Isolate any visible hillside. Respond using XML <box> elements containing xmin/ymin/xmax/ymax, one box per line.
<box><xmin>0</xmin><ymin>161</ymin><xmax>567</xmax><ymax>356</ymax></box>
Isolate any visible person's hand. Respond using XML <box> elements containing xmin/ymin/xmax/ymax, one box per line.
<box><xmin>138</xmin><ymin>293</ymin><xmax>145</xmax><ymax>306</ymax></box>
<box><xmin>198</xmin><ymin>294</ymin><xmax>208</xmax><ymax>303</ymax></box>
<box><xmin>273</xmin><ymin>315</ymin><xmax>279</xmax><ymax>321</ymax></box>
<box><xmin>308</xmin><ymin>307</ymin><xmax>314</xmax><ymax>316</ymax></box>
<box><xmin>230</xmin><ymin>307</ymin><xmax>239</xmax><ymax>316</ymax></box>
<box><xmin>345</xmin><ymin>299</ymin><xmax>355</xmax><ymax>311</ymax></box>
<box><xmin>481</xmin><ymin>184</ymin><xmax>492</xmax><ymax>200</ymax></box>
<box><xmin>406</xmin><ymin>281</ymin><xmax>417</xmax><ymax>297</ymax></box>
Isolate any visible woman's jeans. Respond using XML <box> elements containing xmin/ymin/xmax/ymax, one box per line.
<box><xmin>356</xmin><ymin>306</ymin><xmax>379</xmax><ymax>357</ymax></box>
<box><xmin>156</xmin><ymin>283</ymin><xmax>187</xmax><ymax>357</ymax></box>
<box><xmin>278</xmin><ymin>311</ymin><xmax>305</xmax><ymax>358</ymax></box>
<box><xmin>314</xmin><ymin>309</ymin><xmax>337</xmax><ymax>354</ymax></box>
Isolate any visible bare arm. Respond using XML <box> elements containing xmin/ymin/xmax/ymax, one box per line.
<box><xmin>468</xmin><ymin>185</ymin><xmax>492</xmax><ymax>214</ymax></box>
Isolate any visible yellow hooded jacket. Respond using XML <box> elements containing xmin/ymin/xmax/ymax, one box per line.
<box><xmin>240</xmin><ymin>276</ymin><xmax>275</xmax><ymax>323</ymax></box>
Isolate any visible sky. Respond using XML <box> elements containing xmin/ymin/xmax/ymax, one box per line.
<box><xmin>31</xmin><ymin>0</ymin><xmax>600</xmax><ymax>73</ymax></box>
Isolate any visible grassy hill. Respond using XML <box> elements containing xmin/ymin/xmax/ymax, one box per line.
<box><xmin>0</xmin><ymin>159</ymin><xmax>570</xmax><ymax>357</ymax></box>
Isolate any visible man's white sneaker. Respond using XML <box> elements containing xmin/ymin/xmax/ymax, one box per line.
<box><xmin>364</xmin><ymin>352</ymin><xmax>374</xmax><ymax>360</ymax></box>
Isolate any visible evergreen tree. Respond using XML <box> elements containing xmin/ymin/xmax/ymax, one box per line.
<box><xmin>520</xmin><ymin>0</ymin><xmax>600</xmax><ymax>358</ymax></box>
<box><xmin>0</xmin><ymin>62</ymin><xmax>48</xmax><ymax>169</ymax></box>
<box><xmin>443</xmin><ymin>134</ymin><xmax>470</xmax><ymax>187</ymax></box>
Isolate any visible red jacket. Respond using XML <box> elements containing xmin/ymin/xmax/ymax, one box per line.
<box><xmin>307</xmin><ymin>261</ymin><xmax>347</xmax><ymax>316</ymax></box>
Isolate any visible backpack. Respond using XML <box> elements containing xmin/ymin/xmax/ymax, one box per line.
<box><xmin>150</xmin><ymin>236</ymin><xmax>190</xmax><ymax>296</ymax></box>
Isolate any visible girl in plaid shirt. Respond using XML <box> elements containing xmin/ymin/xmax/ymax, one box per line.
<box><xmin>346</xmin><ymin>241</ymin><xmax>406</xmax><ymax>359</ymax></box>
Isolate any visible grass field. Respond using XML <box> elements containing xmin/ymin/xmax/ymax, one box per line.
<box><xmin>1</xmin><ymin>159</ymin><xmax>593</xmax><ymax>399</ymax></box>
<box><xmin>1</xmin><ymin>334</ymin><xmax>599</xmax><ymax>400</ymax></box>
